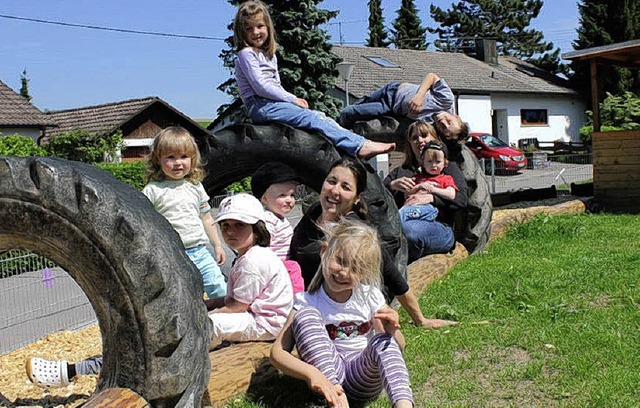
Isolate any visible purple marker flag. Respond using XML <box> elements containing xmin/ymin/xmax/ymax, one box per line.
<box><xmin>42</xmin><ymin>267</ymin><xmax>56</xmax><ymax>289</ymax></box>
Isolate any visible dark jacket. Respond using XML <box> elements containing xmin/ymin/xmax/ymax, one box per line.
<box><xmin>289</xmin><ymin>202</ymin><xmax>409</xmax><ymax>298</ymax></box>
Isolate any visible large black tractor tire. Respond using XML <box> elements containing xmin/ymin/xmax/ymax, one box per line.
<box><xmin>350</xmin><ymin>116</ymin><xmax>493</xmax><ymax>253</ymax></box>
<box><xmin>454</xmin><ymin>146</ymin><xmax>493</xmax><ymax>253</ymax></box>
<box><xmin>0</xmin><ymin>157</ymin><xmax>211</xmax><ymax>407</ymax></box>
<box><xmin>195</xmin><ymin>123</ymin><xmax>408</xmax><ymax>278</ymax></box>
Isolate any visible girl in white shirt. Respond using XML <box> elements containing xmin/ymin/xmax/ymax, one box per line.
<box><xmin>270</xmin><ymin>220</ymin><xmax>413</xmax><ymax>408</ymax></box>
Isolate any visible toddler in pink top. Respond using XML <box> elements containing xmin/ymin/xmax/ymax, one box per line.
<box><xmin>207</xmin><ymin>193</ymin><xmax>293</xmax><ymax>350</ymax></box>
<box><xmin>251</xmin><ymin>162</ymin><xmax>305</xmax><ymax>294</ymax></box>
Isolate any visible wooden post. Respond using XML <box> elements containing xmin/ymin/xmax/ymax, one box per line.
<box><xmin>590</xmin><ymin>59</ymin><xmax>600</xmax><ymax>132</ymax></box>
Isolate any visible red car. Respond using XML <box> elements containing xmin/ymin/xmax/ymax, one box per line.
<box><xmin>466</xmin><ymin>133</ymin><xmax>528</xmax><ymax>172</ymax></box>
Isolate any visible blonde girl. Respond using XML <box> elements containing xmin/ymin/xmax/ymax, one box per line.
<box><xmin>271</xmin><ymin>220</ymin><xmax>414</xmax><ymax>408</ymax></box>
<box><xmin>208</xmin><ymin>193</ymin><xmax>293</xmax><ymax>350</ymax></box>
<box><xmin>143</xmin><ymin>126</ymin><xmax>227</xmax><ymax>298</ymax></box>
<box><xmin>232</xmin><ymin>0</ymin><xmax>394</xmax><ymax>160</ymax></box>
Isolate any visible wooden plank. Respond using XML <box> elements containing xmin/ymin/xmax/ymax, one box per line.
<box><xmin>594</xmin><ymin>155</ymin><xmax>640</xmax><ymax>166</ymax></box>
<box><xmin>594</xmin><ymin>164</ymin><xmax>640</xmax><ymax>175</ymax></box>
<box><xmin>594</xmin><ymin>146</ymin><xmax>640</xmax><ymax>157</ymax></box>
<box><xmin>592</xmin><ymin>130</ymin><xmax>640</xmax><ymax>142</ymax></box>
<box><xmin>83</xmin><ymin>388</ymin><xmax>149</xmax><ymax>407</ymax></box>
<box><xmin>594</xmin><ymin>173</ymin><xmax>640</xmax><ymax>185</ymax></box>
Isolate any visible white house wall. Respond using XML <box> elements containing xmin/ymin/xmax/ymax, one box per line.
<box><xmin>0</xmin><ymin>127</ymin><xmax>41</xmax><ymax>143</ymax></box>
<box><xmin>457</xmin><ymin>95</ymin><xmax>493</xmax><ymax>134</ymax></box>
<box><xmin>491</xmin><ymin>94</ymin><xmax>586</xmax><ymax>145</ymax></box>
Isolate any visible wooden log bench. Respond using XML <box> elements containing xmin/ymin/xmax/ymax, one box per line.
<box><xmin>204</xmin><ymin>198</ymin><xmax>591</xmax><ymax>407</ymax></box>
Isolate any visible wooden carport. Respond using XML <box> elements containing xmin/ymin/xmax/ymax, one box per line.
<box><xmin>563</xmin><ymin>40</ymin><xmax>640</xmax><ymax>213</ymax></box>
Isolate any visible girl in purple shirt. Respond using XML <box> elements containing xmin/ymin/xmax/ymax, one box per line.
<box><xmin>232</xmin><ymin>0</ymin><xmax>395</xmax><ymax>159</ymax></box>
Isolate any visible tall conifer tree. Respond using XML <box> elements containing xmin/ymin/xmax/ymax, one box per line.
<box><xmin>429</xmin><ymin>0</ymin><xmax>566</xmax><ymax>75</ymax></box>
<box><xmin>571</xmin><ymin>0</ymin><xmax>640</xmax><ymax>97</ymax></box>
<box><xmin>218</xmin><ymin>0</ymin><xmax>342</xmax><ymax>117</ymax></box>
<box><xmin>366</xmin><ymin>0</ymin><xmax>391</xmax><ymax>48</ymax></box>
<box><xmin>391</xmin><ymin>0</ymin><xmax>427</xmax><ymax>50</ymax></box>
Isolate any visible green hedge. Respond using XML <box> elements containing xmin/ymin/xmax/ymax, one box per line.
<box><xmin>95</xmin><ymin>161</ymin><xmax>147</xmax><ymax>191</ymax></box>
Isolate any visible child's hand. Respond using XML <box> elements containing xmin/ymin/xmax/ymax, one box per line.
<box><xmin>214</xmin><ymin>244</ymin><xmax>226</xmax><ymax>265</ymax></box>
<box><xmin>408</xmin><ymin>94</ymin><xmax>423</xmax><ymax>116</ymax></box>
<box><xmin>294</xmin><ymin>98</ymin><xmax>309</xmax><ymax>109</ymax></box>
<box><xmin>411</xmin><ymin>182</ymin><xmax>436</xmax><ymax>194</ymax></box>
<box><xmin>308</xmin><ymin>371</ymin><xmax>348</xmax><ymax>407</ymax></box>
<box><xmin>374</xmin><ymin>306</ymin><xmax>401</xmax><ymax>335</ymax></box>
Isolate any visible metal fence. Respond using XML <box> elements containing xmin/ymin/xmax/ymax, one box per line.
<box><xmin>480</xmin><ymin>153</ymin><xmax>593</xmax><ymax>195</ymax></box>
<box><xmin>0</xmin><ymin>251</ymin><xmax>96</xmax><ymax>355</ymax></box>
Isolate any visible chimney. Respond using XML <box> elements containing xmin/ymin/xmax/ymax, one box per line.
<box><xmin>475</xmin><ymin>39</ymin><xmax>498</xmax><ymax>65</ymax></box>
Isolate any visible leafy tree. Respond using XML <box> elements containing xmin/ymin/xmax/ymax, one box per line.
<box><xmin>44</xmin><ymin>130</ymin><xmax>123</xmax><ymax>164</ymax></box>
<box><xmin>20</xmin><ymin>68</ymin><xmax>32</xmax><ymax>102</ymax></box>
<box><xmin>391</xmin><ymin>0</ymin><xmax>427</xmax><ymax>50</ymax></box>
<box><xmin>0</xmin><ymin>134</ymin><xmax>46</xmax><ymax>156</ymax></box>
<box><xmin>429</xmin><ymin>0</ymin><xmax>566</xmax><ymax>75</ymax></box>
<box><xmin>571</xmin><ymin>0</ymin><xmax>640</xmax><ymax>97</ymax></box>
<box><xmin>217</xmin><ymin>0</ymin><xmax>343</xmax><ymax>118</ymax></box>
<box><xmin>366</xmin><ymin>0</ymin><xmax>391</xmax><ymax>48</ymax></box>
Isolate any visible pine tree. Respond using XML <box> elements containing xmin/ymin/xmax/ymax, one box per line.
<box><xmin>217</xmin><ymin>0</ymin><xmax>342</xmax><ymax>117</ymax></box>
<box><xmin>391</xmin><ymin>0</ymin><xmax>427</xmax><ymax>50</ymax></box>
<box><xmin>366</xmin><ymin>0</ymin><xmax>391</xmax><ymax>48</ymax></box>
<box><xmin>571</xmin><ymin>0</ymin><xmax>640</xmax><ymax>97</ymax></box>
<box><xmin>429</xmin><ymin>0</ymin><xmax>566</xmax><ymax>75</ymax></box>
<box><xmin>20</xmin><ymin>68</ymin><xmax>32</xmax><ymax>102</ymax></box>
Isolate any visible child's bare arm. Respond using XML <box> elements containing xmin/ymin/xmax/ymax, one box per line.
<box><xmin>202</xmin><ymin>211</ymin><xmax>226</xmax><ymax>265</ymax></box>
<box><xmin>270</xmin><ymin>312</ymin><xmax>347</xmax><ymax>406</ymax></box>
<box><xmin>412</xmin><ymin>183</ymin><xmax>456</xmax><ymax>201</ymax></box>
<box><xmin>373</xmin><ymin>306</ymin><xmax>406</xmax><ymax>350</ymax></box>
<box><xmin>408</xmin><ymin>73</ymin><xmax>440</xmax><ymax>115</ymax></box>
<box><xmin>209</xmin><ymin>297</ymin><xmax>250</xmax><ymax>314</ymax></box>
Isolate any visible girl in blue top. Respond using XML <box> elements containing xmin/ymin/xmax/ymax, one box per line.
<box><xmin>232</xmin><ymin>0</ymin><xmax>395</xmax><ymax>160</ymax></box>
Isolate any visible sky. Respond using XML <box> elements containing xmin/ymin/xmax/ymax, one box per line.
<box><xmin>1</xmin><ymin>1</ymin><xmax>579</xmax><ymax>120</ymax></box>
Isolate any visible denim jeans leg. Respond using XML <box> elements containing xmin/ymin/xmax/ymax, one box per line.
<box><xmin>337</xmin><ymin>82</ymin><xmax>400</xmax><ymax>128</ymax></box>
<box><xmin>399</xmin><ymin>204</ymin><xmax>439</xmax><ymax>222</ymax></box>
<box><xmin>248</xmin><ymin>98</ymin><xmax>365</xmax><ymax>157</ymax></box>
<box><xmin>186</xmin><ymin>245</ymin><xmax>227</xmax><ymax>298</ymax></box>
<box><xmin>401</xmin><ymin>220</ymin><xmax>455</xmax><ymax>262</ymax></box>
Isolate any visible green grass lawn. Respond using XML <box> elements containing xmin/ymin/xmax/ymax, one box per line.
<box><xmin>224</xmin><ymin>213</ymin><xmax>640</xmax><ymax>407</ymax></box>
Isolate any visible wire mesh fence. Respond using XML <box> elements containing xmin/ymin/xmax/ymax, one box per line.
<box><xmin>480</xmin><ymin>154</ymin><xmax>593</xmax><ymax>195</ymax></box>
<box><xmin>0</xmin><ymin>251</ymin><xmax>95</xmax><ymax>355</ymax></box>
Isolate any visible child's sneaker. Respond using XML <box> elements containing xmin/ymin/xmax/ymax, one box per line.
<box><xmin>26</xmin><ymin>357</ymin><xmax>70</xmax><ymax>388</ymax></box>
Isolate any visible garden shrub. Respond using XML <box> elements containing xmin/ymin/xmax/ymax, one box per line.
<box><xmin>0</xmin><ymin>134</ymin><xmax>47</xmax><ymax>157</ymax></box>
<box><xmin>44</xmin><ymin>130</ymin><xmax>123</xmax><ymax>164</ymax></box>
<box><xmin>95</xmin><ymin>160</ymin><xmax>147</xmax><ymax>191</ymax></box>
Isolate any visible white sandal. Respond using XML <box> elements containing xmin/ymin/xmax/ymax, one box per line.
<box><xmin>26</xmin><ymin>357</ymin><xmax>70</xmax><ymax>388</ymax></box>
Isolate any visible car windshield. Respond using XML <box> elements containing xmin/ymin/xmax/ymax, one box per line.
<box><xmin>480</xmin><ymin>134</ymin><xmax>509</xmax><ymax>148</ymax></box>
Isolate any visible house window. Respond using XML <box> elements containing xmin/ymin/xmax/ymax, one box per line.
<box><xmin>521</xmin><ymin>109</ymin><xmax>548</xmax><ymax>126</ymax></box>
<box><xmin>364</xmin><ymin>56</ymin><xmax>399</xmax><ymax>68</ymax></box>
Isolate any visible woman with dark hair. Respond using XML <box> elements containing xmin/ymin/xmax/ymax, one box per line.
<box><xmin>385</xmin><ymin>121</ymin><xmax>468</xmax><ymax>262</ymax></box>
<box><xmin>289</xmin><ymin>157</ymin><xmax>455</xmax><ymax>328</ymax></box>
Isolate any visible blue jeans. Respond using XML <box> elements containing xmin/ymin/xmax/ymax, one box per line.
<box><xmin>186</xmin><ymin>245</ymin><xmax>227</xmax><ymax>299</ymax></box>
<box><xmin>337</xmin><ymin>82</ymin><xmax>400</xmax><ymax>128</ymax></box>
<box><xmin>246</xmin><ymin>96</ymin><xmax>365</xmax><ymax>157</ymax></box>
<box><xmin>401</xmin><ymin>219</ymin><xmax>455</xmax><ymax>262</ymax></box>
<box><xmin>399</xmin><ymin>204</ymin><xmax>439</xmax><ymax>223</ymax></box>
